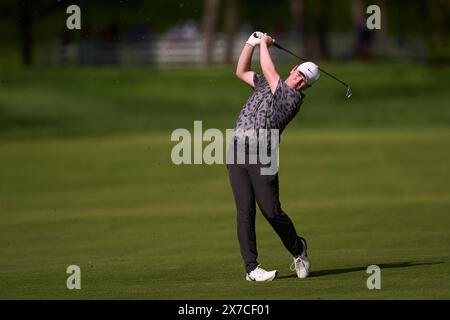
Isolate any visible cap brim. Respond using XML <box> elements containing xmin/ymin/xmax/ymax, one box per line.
<box><xmin>297</xmin><ymin>71</ymin><xmax>310</xmax><ymax>85</ymax></box>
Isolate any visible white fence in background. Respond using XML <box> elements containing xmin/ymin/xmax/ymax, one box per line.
<box><xmin>38</xmin><ymin>32</ymin><xmax>428</xmax><ymax>66</ymax></box>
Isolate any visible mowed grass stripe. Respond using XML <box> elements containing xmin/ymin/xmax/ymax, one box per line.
<box><xmin>1</xmin><ymin>128</ymin><xmax>449</xmax><ymax>298</ymax></box>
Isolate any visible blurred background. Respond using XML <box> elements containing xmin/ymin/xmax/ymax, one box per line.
<box><xmin>0</xmin><ymin>0</ymin><xmax>448</xmax><ymax>66</ymax></box>
<box><xmin>0</xmin><ymin>1</ymin><xmax>449</xmax><ymax>299</ymax></box>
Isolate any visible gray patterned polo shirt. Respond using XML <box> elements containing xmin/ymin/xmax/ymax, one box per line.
<box><xmin>235</xmin><ymin>73</ymin><xmax>304</xmax><ymax>134</ymax></box>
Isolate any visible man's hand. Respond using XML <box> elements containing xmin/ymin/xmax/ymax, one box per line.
<box><xmin>260</xmin><ymin>34</ymin><xmax>275</xmax><ymax>47</ymax></box>
<box><xmin>246</xmin><ymin>31</ymin><xmax>264</xmax><ymax>47</ymax></box>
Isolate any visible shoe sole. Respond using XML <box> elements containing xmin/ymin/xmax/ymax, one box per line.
<box><xmin>269</xmin><ymin>270</ymin><xmax>278</xmax><ymax>281</ymax></box>
<box><xmin>246</xmin><ymin>271</ymin><xmax>278</xmax><ymax>282</ymax></box>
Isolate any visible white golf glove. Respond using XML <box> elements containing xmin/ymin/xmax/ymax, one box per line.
<box><xmin>246</xmin><ymin>31</ymin><xmax>265</xmax><ymax>47</ymax></box>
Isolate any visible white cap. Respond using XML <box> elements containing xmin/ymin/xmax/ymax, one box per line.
<box><xmin>297</xmin><ymin>62</ymin><xmax>320</xmax><ymax>85</ymax></box>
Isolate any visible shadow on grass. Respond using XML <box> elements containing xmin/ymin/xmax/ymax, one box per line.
<box><xmin>277</xmin><ymin>261</ymin><xmax>443</xmax><ymax>279</ymax></box>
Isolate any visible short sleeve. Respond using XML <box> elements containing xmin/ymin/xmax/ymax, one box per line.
<box><xmin>272</xmin><ymin>78</ymin><xmax>284</xmax><ymax>100</ymax></box>
<box><xmin>253</xmin><ymin>73</ymin><xmax>263</xmax><ymax>89</ymax></box>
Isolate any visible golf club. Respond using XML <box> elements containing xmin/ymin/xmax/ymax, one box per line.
<box><xmin>273</xmin><ymin>42</ymin><xmax>352</xmax><ymax>98</ymax></box>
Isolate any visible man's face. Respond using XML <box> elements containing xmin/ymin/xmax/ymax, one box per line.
<box><xmin>288</xmin><ymin>65</ymin><xmax>310</xmax><ymax>91</ymax></box>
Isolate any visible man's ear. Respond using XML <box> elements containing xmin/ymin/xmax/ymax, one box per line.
<box><xmin>290</xmin><ymin>65</ymin><xmax>298</xmax><ymax>74</ymax></box>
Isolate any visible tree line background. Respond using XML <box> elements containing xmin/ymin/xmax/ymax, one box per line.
<box><xmin>0</xmin><ymin>0</ymin><xmax>448</xmax><ymax>66</ymax></box>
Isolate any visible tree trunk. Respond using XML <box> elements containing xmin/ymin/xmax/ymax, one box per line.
<box><xmin>378</xmin><ymin>0</ymin><xmax>388</xmax><ymax>57</ymax></box>
<box><xmin>290</xmin><ymin>0</ymin><xmax>305</xmax><ymax>54</ymax></box>
<box><xmin>317</xmin><ymin>0</ymin><xmax>330</xmax><ymax>59</ymax></box>
<box><xmin>18</xmin><ymin>0</ymin><xmax>33</xmax><ymax>66</ymax></box>
<box><xmin>224</xmin><ymin>0</ymin><xmax>239</xmax><ymax>64</ymax></box>
<box><xmin>419</xmin><ymin>0</ymin><xmax>447</xmax><ymax>61</ymax></box>
<box><xmin>203</xmin><ymin>0</ymin><xmax>220</xmax><ymax>64</ymax></box>
<box><xmin>432</xmin><ymin>0</ymin><xmax>447</xmax><ymax>55</ymax></box>
<box><xmin>351</xmin><ymin>0</ymin><xmax>365</xmax><ymax>28</ymax></box>
<box><xmin>352</xmin><ymin>0</ymin><xmax>372</xmax><ymax>59</ymax></box>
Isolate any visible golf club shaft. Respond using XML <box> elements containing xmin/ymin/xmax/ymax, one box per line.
<box><xmin>273</xmin><ymin>42</ymin><xmax>349</xmax><ymax>88</ymax></box>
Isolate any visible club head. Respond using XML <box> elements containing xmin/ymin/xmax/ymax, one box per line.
<box><xmin>346</xmin><ymin>86</ymin><xmax>352</xmax><ymax>98</ymax></box>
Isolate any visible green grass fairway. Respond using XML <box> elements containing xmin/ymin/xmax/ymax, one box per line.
<box><xmin>0</xmin><ymin>63</ymin><xmax>449</xmax><ymax>299</ymax></box>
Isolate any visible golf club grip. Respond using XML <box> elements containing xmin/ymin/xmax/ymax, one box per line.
<box><xmin>273</xmin><ymin>42</ymin><xmax>282</xmax><ymax>49</ymax></box>
<box><xmin>273</xmin><ymin>43</ymin><xmax>307</xmax><ymax>62</ymax></box>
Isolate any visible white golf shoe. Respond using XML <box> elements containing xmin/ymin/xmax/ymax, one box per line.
<box><xmin>290</xmin><ymin>237</ymin><xmax>310</xmax><ymax>278</ymax></box>
<box><xmin>246</xmin><ymin>266</ymin><xmax>278</xmax><ymax>282</ymax></box>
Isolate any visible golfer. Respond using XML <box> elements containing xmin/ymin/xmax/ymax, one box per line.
<box><xmin>227</xmin><ymin>32</ymin><xmax>320</xmax><ymax>281</ymax></box>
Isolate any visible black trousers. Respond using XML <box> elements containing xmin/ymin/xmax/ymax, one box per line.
<box><xmin>227</xmin><ymin>162</ymin><xmax>304</xmax><ymax>273</ymax></box>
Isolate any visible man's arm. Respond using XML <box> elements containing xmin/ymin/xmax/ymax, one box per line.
<box><xmin>236</xmin><ymin>32</ymin><xmax>264</xmax><ymax>87</ymax></box>
<box><xmin>260</xmin><ymin>35</ymin><xmax>280</xmax><ymax>94</ymax></box>
<box><xmin>235</xmin><ymin>44</ymin><xmax>256</xmax><ymax>88</ymax></box>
